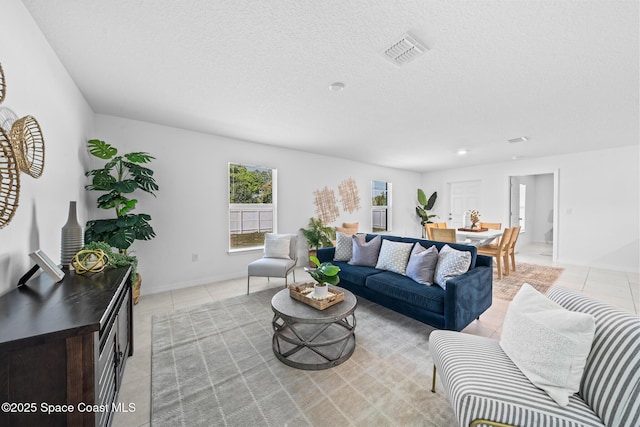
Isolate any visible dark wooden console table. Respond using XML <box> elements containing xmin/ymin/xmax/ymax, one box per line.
<box><xmin>0</xmin><ymin>267</ymin><xmax>133</xmax><ymax>427</ymax></box>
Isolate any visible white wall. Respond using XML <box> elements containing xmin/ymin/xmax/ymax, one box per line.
<box><xmin>93</xmin><ymin>114</ymin><xmax>423</xmax><ymax>294</ymax></box>
<box><xmin>422</xmin><ymin>145</ymin><xmax>640</xmax><ymax>272</ymax></box>
<box><xmin>0</xmin><ymin>0</ymin><xmax>94</xmax><ymax>296</ymax></box>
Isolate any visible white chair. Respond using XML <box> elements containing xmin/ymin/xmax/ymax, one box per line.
<box><xmin>247</xmin><ymin>233</ymin><xmax>297</xmax><ymax>294</ymax></box>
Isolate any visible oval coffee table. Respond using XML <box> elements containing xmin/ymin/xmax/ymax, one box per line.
<box><xmin>271</xmin><ymin>287</ymin><xmax>357</xmax><ymax>370</ymax></box>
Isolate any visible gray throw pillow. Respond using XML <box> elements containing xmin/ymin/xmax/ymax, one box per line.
<box><xmin>334</xmin><ymin>232</ymin><xmax>363</xmax><ymax>261</ymax></box>
<box><xmin>375</xmin><ymin>240</ymin><xmax>414</xmax><ymax>275</ymax></box>
<box><xmin>434</xmin><ymin>244</ymin><xmax>471</xmax><ymax>290</ymax></box>
<box><xmin>406</xmin><ymin>243</ymin><xmax>439</xmax><ymax>285</ymax></box>
<box><xmin>348</xmin><ymin>235</ymin><xmax>382</xmax><ymax>267</ymax></box>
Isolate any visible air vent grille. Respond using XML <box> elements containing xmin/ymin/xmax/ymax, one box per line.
<box><xmin>382</xmin><ymin>34</ymin><xmax>427</xmax><ymax>66</ymax></box>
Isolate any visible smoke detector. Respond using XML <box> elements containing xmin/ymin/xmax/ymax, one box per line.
<box><xmin>382</xmin><ymin>34</ymin><xmax>428</xmax><ymax>66</ymax></box>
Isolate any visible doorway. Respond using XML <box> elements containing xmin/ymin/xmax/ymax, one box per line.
<box><xmin>509</xmin><ymin>172</ymin><xmax>558</xmax><ymax>261</ymax></box>
<box><xmin>448</xmin><ymin>180</ymin><xmax>481</xmax><ymax>229</ymax></box>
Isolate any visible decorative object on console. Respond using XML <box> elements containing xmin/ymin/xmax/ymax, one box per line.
<box><xmin>0</xmin><ymin>128</ymin><xmax>19</xmax><ymax>228</ymax></box>
<box><xmin>9</xmin><ymin>115</ymin><xmax>45</xmax><ymax>178</ymax></box>
<box><xmin>60</xmin><ymin>201</ymin><xmax>84</xmax><ymax>268</ymax></box>
<box><xmin>305</xmin><ymin>255</ymin><xmax>340</xmax><ymax>299</ymax></box>
<box><xmin>71</xmin><ymin>249</ymin><xmax>108</xmax><ymax>274</ymax></box>
<box><xmin>469</xmin><ymin>210</ymin><xmax>481</xmax><ymax>229</ymax></box>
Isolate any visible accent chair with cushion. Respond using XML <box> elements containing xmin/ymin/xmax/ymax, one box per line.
<box><xmin>430</xmin><ymin>285</ymin><xmax>640</xmax><ymax>427</ymax></box>
<box><xmin>247</xmin><ymin>233</ymin><xmax>297</xmax><ymax>294</ymax></box>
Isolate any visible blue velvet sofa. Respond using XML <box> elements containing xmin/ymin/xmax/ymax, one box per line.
<box><xmin>316</xmin><ymin>234</ymin><xmax>493</xmax><ymax>331</ymax></box>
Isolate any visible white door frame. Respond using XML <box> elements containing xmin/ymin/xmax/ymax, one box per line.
<box><xmin>508</xmin><ymin>169</ymin><xmax>559</xmax><ymax>262</ymax></box>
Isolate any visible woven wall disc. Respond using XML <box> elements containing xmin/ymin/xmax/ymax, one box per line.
<box><xmin>0</xmin><ymin>128</ymin><xmax>20</xmax><ymax>228</ymax></box>
<box><xmin>10</xmin><ymin>115</ymin><xmax>45</xmax><ymax>178</ymax></box>
<box><xmin>0</xmin><ymin>63</ymin><xmax>5</xmax><ymax>104</ymax></box>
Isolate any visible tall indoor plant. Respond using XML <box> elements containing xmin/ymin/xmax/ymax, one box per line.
<box><xmin>300</xmin><ymin>217</ymin><xmax>335</xmax><ymax>264</ymax></box>
<box><xmin>415</xmin><ymin>188</ymin><xmax>438</xmax><ymax>226</ymax></box>
<box><xmin>84</xmin><ymin>139</ymin><xmax>159</xmax><ymax>302</ymax></box>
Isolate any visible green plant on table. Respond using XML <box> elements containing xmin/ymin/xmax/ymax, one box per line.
<box><xmin>84</xmin><ymin>139</ymin><xmax>159</xmax><ymax>256</ymax></box>
<box><xmin>306</xmin><ymin>256</ymin><xmax>340</xmax><ymax>287</ymax></box>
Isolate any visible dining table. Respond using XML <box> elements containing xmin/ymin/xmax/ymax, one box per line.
<box><xmin>455</xmin><ymin>228</ymin><xmax>503</xmax><ymax>247</ymax></box>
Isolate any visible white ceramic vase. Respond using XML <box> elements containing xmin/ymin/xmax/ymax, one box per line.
<box><xmin>61</xmin><ymin>201</ymin><xmax>83</xmax><ymax>268</ymax></box>
<box><xmin>314</xmin><ymin>283</ymin><xmax>329</xmax><ymax>299</ymax></box>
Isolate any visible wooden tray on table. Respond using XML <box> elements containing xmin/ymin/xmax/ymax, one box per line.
<box><xmin>288</xmin><ymin>282</ymin><xmax>345</xmax><ymax>310</ymax></box>
<box><xmin>457</xmin><ymin>227</ymin><xmax>489</xmax><ymax>232</ymax></box>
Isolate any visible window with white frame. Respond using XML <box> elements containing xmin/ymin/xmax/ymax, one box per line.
<box><xmin>372</xmin><ymin>180</ymin><xmax>391</xmax><ymax>232</ymax></box>
<box><xmin>229</xmin><ymin>163</ymin><xmax>276</xmax><ymax>250</ymax></box>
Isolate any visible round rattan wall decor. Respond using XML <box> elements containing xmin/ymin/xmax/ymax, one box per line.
<box><xmin>0</xmin><ymin>63</ymin><xmax>5</xmax><ymax>104</ymax></box>
<box><xmin>0</xmin><ymin>127</ymin><xmax>20</xmax><ymax>228</ymax></box>
<box><xmin>10</xmin><ymin>115</ymin><xmax>44</xmax><ymax>178</ymax></box>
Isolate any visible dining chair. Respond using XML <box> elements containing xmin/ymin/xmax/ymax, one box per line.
<box><xmin>507</xmin><ymin>225</ymin><xmax>521</xmax><ymax>272</ymax></box>
<box><xmin>430</xmin><ymin>228</ymin><xmax>457</xmax><ymax>243</ymax></box>
<box><xmin>479</xmin><ymin>222</ymin><xmax>501</xmax><ymax>230</ymax></box>
<box><xmin>477</xmin><ymin>227</ymin><xmax>514</xmax><ymax>280</ymax></box>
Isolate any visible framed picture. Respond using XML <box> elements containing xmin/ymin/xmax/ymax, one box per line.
<box><xmin>29</xmin><ymin>249</ymin><xmax>65</xmax><ymax>283</ymax></box>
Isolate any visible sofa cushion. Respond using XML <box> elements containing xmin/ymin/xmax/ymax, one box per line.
<box><xmin>332</xmin><ymin>261</ymin><xmax>382</xmax><ymax>287</ymax></box>
<box><xmin>365</xmin><ymin>271</ymin><xmax>445</xmax><ymax>315</ymax></box>
<box><xmin>400</xmin><ymin>237</ymin><xmax>478</xmax><ymax>269</ymax></box>
<box><xmin>405</xmin><ymin>243</ymin><xmax>439</xmax><ymax>285</ymax></box>
<box><xmin>434</xmin><ymin>245</ymin><xmax>472</xmax><ymax>289</ymax></box>
<box><xmin>500</xmin><ymin>284</ymin><xmax>596</xmax><ymax>407</ymax></box>
<box><xmin>375</xmin><ymin>240</ymin><xmax>413</xmax><ymax>275</ymax></box>
<box><xmin>334</xmin><ymin>232</ymin><xmax>362</xmax><ymax>262</ymax></box>
<box><xmin>349</xmin><ymin>235</ymin><xmax>382</xmax><ymax>267</ymax></box>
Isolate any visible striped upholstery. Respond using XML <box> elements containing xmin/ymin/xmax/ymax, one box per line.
<box><xmin>430</xmin><ymin>287</ymin><xmax>640</xmax><ymax>427</ymax></box>
<box><xmin>547</xmin><ymin>287</ymin><xmax>640</xmax><ymax>427</ymax></box>
<box><xmin>430</xmin><ymin>332</ymin><xmax>605</xmax><ymax>427</ymax></box>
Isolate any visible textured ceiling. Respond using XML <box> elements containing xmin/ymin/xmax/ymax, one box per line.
<box><xmin>21</xmin><ymin>0</ymin><xmax>639</xmax><ymax>172</ymax></box>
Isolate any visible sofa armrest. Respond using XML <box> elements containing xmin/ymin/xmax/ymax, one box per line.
<box><xmin>444</xmin><ymin>265</ymin><xmax>493</xmax><ymax>331</ymax></box>
<box><xmin>316</xmin><ymin>247</ymin><xmax>335</xmax><ymax>264</ymax></box>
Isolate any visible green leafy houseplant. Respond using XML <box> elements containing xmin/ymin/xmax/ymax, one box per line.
<box><xmin>415</xmin><ymin>188</ymin><xmax>438</xmax><ymax>226</ymax></box>
<box><xmin>306</xmin><ymin>256</ymin><xmax>340</xmax><ymax>286</ymax></box>
<box><xmin>300</xmin><ymin>217</ymin><xmax>335</xmax><ymax>251</ymax></box>
<box><xmin>84</xmin><ymin>139</ymin><xmax>159</xmax><ymax>255</ymax></box>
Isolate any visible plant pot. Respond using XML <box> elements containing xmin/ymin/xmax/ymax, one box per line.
<box><xmin>314</xmin><ymin>283</ymin><xmax>329</xmax><ymax>299</ymax></box>
<box><xmin>132</xmin><ymin>273</ymin><xmax>142</xmax><ymax>305</ymax></box>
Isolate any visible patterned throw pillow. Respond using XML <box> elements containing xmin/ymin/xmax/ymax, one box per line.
<box><xmin>406</xmin><ymin>243</ymin><xmax>439</xmax><ymax>285</ymax></box>
<box><xmin>375</xmin><ymin>240</ymin><xmax>414</xmax><ymax>275</ymax></box>
<box><xmin>263</xmin><ymin>234</ymin><xmax>291</xmax><ymax>259</ymax></box>
<box><xmin>334</xmin><ymin>232</ymin><xmax>363</xmax><ymax>261</ymax></box>
<box><xmin>349</xmin><ymin>235</ymin><xmax>382</xmax><ymax>267</ymax></box>
<box><xmin>434</xmin><ymin>244</ymin><xmax>471</xmax><ymax>289</ymax></box>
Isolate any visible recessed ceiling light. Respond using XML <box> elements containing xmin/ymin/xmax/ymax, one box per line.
<box><xmin>508</xmin><ymin>136</ymin><xmax>529</xmax><ymax>144</ymax></box>
<box><xmin>457</xmin><ymin>149</ymin><xmax>468</xmax><ymax>155</ymax></box>
<box><xmin>329</xmin><ymin>82</ymin><xmax>345</xmax><ymax>92</ymax></box>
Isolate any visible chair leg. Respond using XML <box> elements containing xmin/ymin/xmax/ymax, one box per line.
<box><xmin>503</xmin><ymin>254</ymin><xmax>510</xmax><ymax>276</ymax></box>
<box><xmin>247</xmin><ymin>276</ymin><xmax>250</xmax><ymax>295</ymax></box>
<box><xmin>496</xmin><ymin>256</ymin><xmax>503</xmax><ymax>280</ymax></box>
<box><xmin>511</xmin><ymin>253</ymin><xmax>516</xmax><ymax>271</ymax></box>
<box><xmin>431</xmin><ymin>365</ymin><xmax>437</xmax><ymax>393</ymax></box>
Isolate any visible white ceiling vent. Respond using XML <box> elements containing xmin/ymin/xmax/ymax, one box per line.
<box><xmin>382</xmin><ymin>34</ymin><xmax>428</xmax><ymax>66</ymax></box>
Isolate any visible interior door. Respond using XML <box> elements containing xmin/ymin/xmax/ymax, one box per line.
<box><xmin>449</xmin><ymin>180</ymin><xmax>481</xmax><ymax>228</ymax></box>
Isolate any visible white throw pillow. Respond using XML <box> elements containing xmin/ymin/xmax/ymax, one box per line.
<box><xmin>263</xmin><ymin>234</ymin><xmax>291</xmax><ymax>259</ymax></box>
<box><xmin>434</xmin><ymin>245</ymin><xmax>471</xmax><ymax>290</ymax></box>
<box><xmin>500</xmin><ymin>284</ymin><xmax>596</xmax><ymax>407</ymax></box>
<box><xmin>375</xmin><ymin>240</ymin><xmax>414</xmax><ymax>275</ymax></box>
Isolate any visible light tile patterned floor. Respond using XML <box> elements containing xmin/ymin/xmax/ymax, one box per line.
<box><xmin>112</xmin><ymin>243</ymin><xmax>639</xmax><ymax>427</ymax></box>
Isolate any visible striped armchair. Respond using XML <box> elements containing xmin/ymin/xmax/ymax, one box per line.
<box><xmin>429</xmin><ymin>287</ymin><xmax>639</xmax><ymax>427</ymax></box>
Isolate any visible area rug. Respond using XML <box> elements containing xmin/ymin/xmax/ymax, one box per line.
<box><xmin>493</xmin><ymin>262</ymin><xmax>564</xmax><ymax>301</ymax></box>
<box><xmin>151</xmin><ymin>287</ymin><xmax>456</xmax><ymax>426</ymax></box>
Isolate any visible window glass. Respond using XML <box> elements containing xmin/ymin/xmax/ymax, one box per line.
<box><xmin>372</xmin><ymin>180</ymin><xmax>391</xmax><ymax>232</ymax></box>
<box><xmin>229</xmin><ymin>163</ymin><xmax>276</xmax><ymax>250</ymax></box>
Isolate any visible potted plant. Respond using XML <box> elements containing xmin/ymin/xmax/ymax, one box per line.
<box><xmin>305</xmin><ymin>255</ymin><xmax>340</xmax><ymax>299</ymax></box>
<box><xmin>84</xmin><ymin>139</ymin><xmax>159</xmax><ymax>303</ymax></box>
<box><xmin>300</xmin><ymin>217</ymin><xmax>335</xmax><ymax>265</ymax></box>
<box><xmin>416</xmin><ymin>188</ymin><xmax>438</xmax><ymax>236</ymax></box>
<box><xmin>75</xmin><ymin>240</ymin><xmax>138</xmax><ymax>278</ymax></box>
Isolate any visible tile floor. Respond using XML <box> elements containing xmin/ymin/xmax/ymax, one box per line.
<box><xmin>112</xmin><ymin>243</ymin><xmax>639</xmax><ymax>427</ymax></box>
